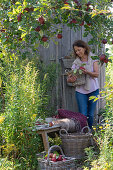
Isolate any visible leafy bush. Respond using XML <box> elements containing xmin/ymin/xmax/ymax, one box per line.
<box><xmin>0</xmin><ymin>55</ymin><xmax>58</xmax><ymax>169</ymax></box>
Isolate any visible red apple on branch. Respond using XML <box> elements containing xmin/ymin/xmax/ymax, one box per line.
<box><xmin>57</xmin><ymin>33</ymin><xmax>62</xmax><ymax>39</ymax></box>
<box><xmin>38</xmin><ymin>16</ymin><xmax>45</xmax><ymax>25</ymax></box>
<box><xmin>102</xmin><ymin>39</ymin><xmax>107</xmax><ymax>44</ymax></box>
<box><xmin>35</xmin><ymin>26</ymin><xmax>41</xmax><ymax>32</ymax></box>
<box><xmin>99</xmin><ymin>54</ymin><xmax>106</xmax><ymax>61</ymax></box>
<box><xmin>79</xmin><ymin>21</ymin><xmax>84</xmax><ymax>26</ymax></box>
<box><xmin>41</xmin><ymin>36</ymin><xmax>48</xmax><ymax>42</ymax></box>
<box><xmin>99</xmin><ymin>54</ymin><xmax>109</xmax><ymax>64</ymax></box>
<box><xmin>104</xmin><ymin>58</ymin><xmax>109</xmax><ymax>63</ymax></box>
<box><xmin>70</xmin><ymin>19</ymin><xmax>77</xmax><ymax>24</ymax></box>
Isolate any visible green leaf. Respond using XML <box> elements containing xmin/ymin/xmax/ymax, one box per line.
<box><xmin>21</xmin><ymin>32</ymin><xmax>27</xmax><ymax>38</ymax></box>
<box><xmin>39</xmin><ymin>30</ymin><xmax>44</xmax><ymax>37</ymax></box>
<box><xmin>43</xmin><ymin>42</ymin><xmax>49</xmax><ymax>48</ymax></box>
<box><xmin>91</xmin><ymin>55</ymin><xmax>99</xmax><ymax>60</ymax></box>
<box><xmin>15</xmin><ymin>2</ymin><xmax>22</xmax><ymax>5</ymax></box>
<box><xmin>106</xmin><ymin>48</ymin><xmax>109</xmax><ymax>52</ymax></box>
<box><xmin>23</xmin><ymin>0</ymin><xmax>27</xmax><ymax>6</ymax></box>
<box><xmin>73</xmin><ymin>69</ymin><xmax>77</xmax><ymax>74</ymax></box>
<box><xmin>78</xmin><ymin>69</ymin><xmax>82</xmax><ymax>74</ymax></box>
<box><xmin>53</xmin><ymin>40</ymin><xmax>58</xmax><ymax>45</ymax></box>
<box><xmin>89</xmin><ymin>96</ymin><xmax>96</xmax><ymax>100</ymax></box>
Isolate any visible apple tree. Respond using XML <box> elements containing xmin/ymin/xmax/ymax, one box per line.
<box><xmin>0</xmin><ymin>0</ymin><xmax>113</xmax><ymax>61</ymax></box>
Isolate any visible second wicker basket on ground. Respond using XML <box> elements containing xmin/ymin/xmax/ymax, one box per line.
<box><xmin>37</xmin><ymin>145</ymin><xmax>75</xmax><ymax>170</ymax></box>
<box><xmin>59</xmin><ymin>126</ymin><xmax>93</xmax><ymax>159</ymax></box>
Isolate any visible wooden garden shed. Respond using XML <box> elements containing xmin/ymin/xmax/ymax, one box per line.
<box><xmin>39</xmin><ymin>25</ymin><xmax>105</xmax><ymax>125</ymax></box>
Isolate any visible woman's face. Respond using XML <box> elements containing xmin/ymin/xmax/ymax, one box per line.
<box><xmin>74</xmin><ymin>46</ymin><xmax>86</xmax><ymax>58</ymax></box>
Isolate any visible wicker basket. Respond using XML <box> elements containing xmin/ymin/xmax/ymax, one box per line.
<box><xmin>67</xmin><ymin>71</ymin><xmax>86</xmax><ymax>87</ymax></box>
<box><xmin>37</xmin><ymin>145</ymin><xmax>75</xmax><ymax>170</ymax></box>
<box><xmin>60</xmin><ymin>126</ymin><xmax>93</xmax><ymax>159</ymax></box>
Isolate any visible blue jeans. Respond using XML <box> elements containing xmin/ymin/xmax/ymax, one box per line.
<box><xmin>75</xmin><ymin>89</ymin><xmax>99</xmax><ymax>129</ymax></box>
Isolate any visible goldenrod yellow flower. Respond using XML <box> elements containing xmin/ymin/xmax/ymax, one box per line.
<box><xmin>105</xmin><ymin>120</ymin><xmax>108</xmax><ymax>123</ymax></box>
<box><xmin>32</xmin><ymin>114</ymin><xmax>37</xmax><ymax>118</ymax></box>
<box><xmin>0</xmin><ymin>116</ymin><xmax>5</xmax><ymax>124</ymax></box>
<box><xmin>105</xmin><ymin>124</ymin><xmax>110</xmax><ymax>128</ymax></box>
<box><xmin>93</xmin><ymin>127</ymin><xmax>96</xmax><ymax>130</ymax></box>
<box><xmin>32</xmin><ymin>114</ymin><xmax>37</xmax><ymax>119</ymax></box>
<box><xmin>99</xmin><ymin>126</ymin><xmax>103</xmax><ymax>129</ymax></box>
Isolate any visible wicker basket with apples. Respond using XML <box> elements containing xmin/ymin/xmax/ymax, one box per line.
<box><xmin>37</xmin><ymin>145</ymin><xmax>75</xmax><ymax>170</ymax></box>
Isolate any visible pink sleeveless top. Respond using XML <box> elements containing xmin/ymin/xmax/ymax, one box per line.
<box><xmin>72</xmin><ymin>59</ymin><xmax>99</xmax><ymax>94</ymax></box>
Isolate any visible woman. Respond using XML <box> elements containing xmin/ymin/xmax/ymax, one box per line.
<box><xmin>71</xmin><ymin>40</ymin><xmax>99</xmax><ymax>129</ymax></box>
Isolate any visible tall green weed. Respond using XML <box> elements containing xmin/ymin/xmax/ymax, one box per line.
<box><xmin>0</xmin><ymin>55</ymin><xmax>58</xmax><ymax>169</ymax></box>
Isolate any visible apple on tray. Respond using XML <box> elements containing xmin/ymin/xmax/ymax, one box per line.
<box><xmin>49</xmin><ymin>122</ymin><xmax>54</xmax><ymax>127</ymax></box>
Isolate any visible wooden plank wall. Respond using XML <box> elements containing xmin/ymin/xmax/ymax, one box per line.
<box><xmin>38</xmin><ymin>25</ymin><xmax>105</xmax><ymax>125</ymax></box>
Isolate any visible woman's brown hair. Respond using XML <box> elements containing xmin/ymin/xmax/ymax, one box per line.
<box><xmin>73</xmin><ymin>40</ymin><xmax>90</xmax><ymax>57</ymax></box>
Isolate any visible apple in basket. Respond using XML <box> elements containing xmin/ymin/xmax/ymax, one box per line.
<box><xmin>49</xmin><ymin>153</ymin><xmax>53</xmax><ymax>158</ymax></box>
<box><xmin>63</xmin><ymin>158</ymin><xmax>66</xmax><ymax>161</ymax></box>
<box><xmin>57</xmin><ymin>155</ymin><xmax>63</xmax><ymax>161</ymax></box>
<box><xmin>51</xmin><ymin>154</ymin><xmax>57</xmax><ymax>162</ymax></box>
